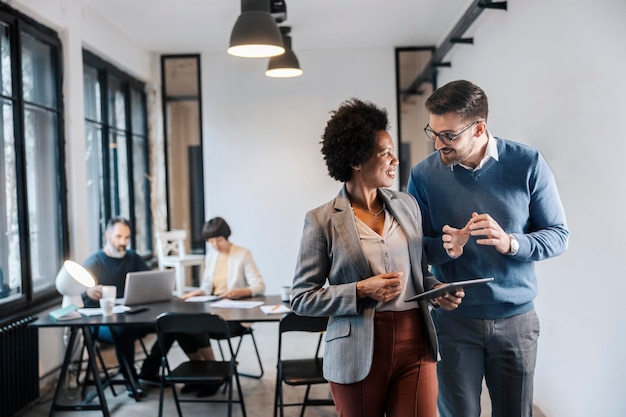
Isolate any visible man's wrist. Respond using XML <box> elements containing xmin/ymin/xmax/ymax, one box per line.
<box><xmin>507</xmin><ymin>234</ymin><xmax>519</xmax><ymax>256</ymax></box>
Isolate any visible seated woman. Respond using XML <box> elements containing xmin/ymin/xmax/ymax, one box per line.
<box><xmin>178</xmin><ymin>217</ymin><xmax>265</xmax><ymax>397</ymax></box>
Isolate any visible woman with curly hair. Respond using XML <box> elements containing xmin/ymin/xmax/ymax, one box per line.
<box><xmin>290</xmin><ymin>98</ymin><xmax>464</xmax><ymax>417</ymax></box>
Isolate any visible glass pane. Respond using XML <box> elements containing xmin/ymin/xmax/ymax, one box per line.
<box><xmin>0</xmin><ymin>98</ymin><xmax>21</xmax><ymax>302</ymax></box>
<box><xmin>164</xmin><ymin>57</ymin><xmax>199</xmax><ymax>96</ymax></box>
<box><xmin>85</xmin><ymin>121</ymin><xmax>105</xmax><ymax>253</ymax></box>
<box><xmin>131</xmin><ymin>88</ymin><xmax>145</xmax><ymax>133</ymax></box>
<box><xmin>21</xmin><ymin>33</ymin><xmax>56</xmax><ymax>108</ymax></box>
<box><xmin>132</xmin><ymin>134</ymin><xmax>150</xmax><ymax>255</ymax></box>
<box><xmin>23</xmin><ymin>105</ymin><xmax>60</xmax><ymax>291</ymax></box>
<box><xmin>108</xmin><ymin>76</ymin><xmax>126</xmax><ymax>130</ymax></box>
<box><xmin>0</xmin><ymin>23</ymin><xmax>12</xmax><ymax>97</ymax></box>
<box><xmin>109</xmin><ymin>130</ymin><xmax>130</xmax><ymax>222</ymax></box>
<box><xmin>83</xmin><ymin>65</ymin><xmax>102</xmax><ymax>122</ymax></box>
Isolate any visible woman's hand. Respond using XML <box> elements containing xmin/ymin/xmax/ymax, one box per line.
<box><xmin>219</xmin><ymin>288</ymin><xmax>252</xmax><ymax>300</ymax></box>
<box><xmin>180</xmin><ymin>289</ymin><xmax>204</xmax><ymax>300</ymax></box>
<box><xmin>356</xmin><ymin>272</ymin><xmax>403</xmax><ymax>303</ymax></box>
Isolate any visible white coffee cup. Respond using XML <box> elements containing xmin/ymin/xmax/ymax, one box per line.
<box><xmin>281</xmin><ymin>285</ymin><xmax>292</xmax><ymax>302</ymax></box>
<box><xmin>101</xmin><ymin>285</ymin><xmax>117</xmax><ymax>300</ymax></box>
<box><xmin>99</xmin><ymin>298</ymin><xmax>115</xmax><ymax>316</ymax></box>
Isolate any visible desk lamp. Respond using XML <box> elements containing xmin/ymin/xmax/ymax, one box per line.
<box><xmin>55</xmin><ymin>260</ymin><xmax>96</xmax><ymax>308</ymax></box>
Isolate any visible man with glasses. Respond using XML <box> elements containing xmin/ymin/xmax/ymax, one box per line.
<box><xmin>407</xmin><ymin>80</ymin><xmax>568</xmax><ymax>417</ymax></box>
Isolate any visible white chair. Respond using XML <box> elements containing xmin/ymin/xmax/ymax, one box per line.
<box><xmin>155</xmin><ymin>230</ymin><xmax>204</xmax><ymax>296</ymax></box>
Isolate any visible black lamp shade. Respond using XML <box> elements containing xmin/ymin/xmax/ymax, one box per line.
<box><xmin>266</xmin><ymin>29</ymin><xmax>303</xmax><ymax>78</ymax></box>
<box><xmin>228</xmin><ymin>0</ymin><xmax>285</xmax><ymax>58</ymax></box>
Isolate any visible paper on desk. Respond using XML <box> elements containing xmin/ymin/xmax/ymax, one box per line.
<box><xmin>260</xmin><ymin>304</ymin><xmax>291</xmax><ymax>314</ymax></box>
<box><xmin>185</xmin><ymin>295</ymin><xmax>220</xmax><ymax>302</ymax></box>
<box><xmin>77</xmin><ymin>305</ymin><xmax>131</xmax><ymax>316</ymax></box>
<box><xmin>209</xmin><ymin>299</ymin><xmax>264</xmax><ymax>309</ymax></box>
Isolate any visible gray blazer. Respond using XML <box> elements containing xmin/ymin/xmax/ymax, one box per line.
<box><xmin>291</xmin><ymin>186</ymin><xmax>440</xmax><ymax>384</ymax></box>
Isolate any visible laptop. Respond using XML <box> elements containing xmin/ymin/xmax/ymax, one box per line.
<box><xmin>119</xmin><ymin>269</ymin><xmax>176</xmax><ymax>306</ymax></box>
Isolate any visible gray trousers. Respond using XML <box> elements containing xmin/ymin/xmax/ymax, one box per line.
<box><xmin>432</xmin><ymin>309</ymin><xmax>540</xmax><ymax>417</ymax></box>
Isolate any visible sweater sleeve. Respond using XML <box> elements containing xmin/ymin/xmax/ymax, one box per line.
<box><xmin>513</xmin><ymin>151</ymin><xmax>569</xmax><ymax>260</ymax></box>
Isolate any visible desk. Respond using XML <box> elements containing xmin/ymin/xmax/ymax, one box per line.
<box><xmin>31</xmin><ymin>295</ymin><xmax>285</xmax><ymax>416</ymax></box>
<box><xmin>159</xmin><ymin>254</ymin><xmax>205</xmax><ymax>296</ymax></box>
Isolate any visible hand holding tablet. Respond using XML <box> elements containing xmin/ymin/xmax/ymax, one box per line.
<box><xmin>405</xmin><ymin>277</ymin><xmax>494</xmax><ymax>302</ymax></box>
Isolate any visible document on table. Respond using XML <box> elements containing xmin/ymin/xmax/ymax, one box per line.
<box><xmin>209</xmin><ymin>299</ymin><xmax>264</xmax><ymax>309</ymax></box>
<box><xmin>260</xmin><ymin>304</ymin><xmax>291</xmax><ymax>314</ymax></box>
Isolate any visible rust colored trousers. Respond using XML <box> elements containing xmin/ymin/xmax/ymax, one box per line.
<box><xmin>329</xmin><ymin>309</ymin><xmax>437</xmax><ymax>417</ymax></box>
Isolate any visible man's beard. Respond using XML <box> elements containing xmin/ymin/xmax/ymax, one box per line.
<box><xmin>105</xmin><ymin>242</ymin><xmax>127</xmax><ymax>258</ymax></box>
<box><xmin>439</xmin><ymin>149</ymin><xmax>462</xmax><ymax>167</ymax></box>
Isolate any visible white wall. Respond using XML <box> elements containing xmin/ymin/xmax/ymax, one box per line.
<box><xmin>12</xmin><ymin>0</ymin><xmax>626</xmax><ymax>414</ymax></box>
<box><xmin>436</xmin><ymin>0</ymin><xmax>626</xmax><ymax>415</ymax></box>
<box><xmin>200</xmin><ymin>47</ymin><xmax>397</xmax><ymax>292</ymax></box>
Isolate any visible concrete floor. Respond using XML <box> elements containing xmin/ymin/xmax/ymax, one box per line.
<box><xmin>22</xmin><ymin>321</ymin><xmax>546</xmax><ymax>416</ymax></box>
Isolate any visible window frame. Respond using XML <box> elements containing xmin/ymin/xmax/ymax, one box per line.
<box><xmin>0</xmin><ymin>4</ymin><xmax>68</xmax><ymax>323</ymax></box>
<box><xmin>82</xmin><ymin>50</ymin><xmax>152</xmax><ymax>257</ymax></box>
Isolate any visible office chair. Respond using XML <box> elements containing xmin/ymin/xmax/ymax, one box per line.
<box><xmin>274</xmin><ymin>313</ymin><xmax>334</xmax><ymax>417</ymax></box>
<box><xmin>156</xmin><ymin>312</ymin><xmax>247</xmax><ymax>417</ymax></box>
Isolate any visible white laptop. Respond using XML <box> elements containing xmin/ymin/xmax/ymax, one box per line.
<box><xmin>119</xmin><ymin>269</ymin><xmax>176</xmax><ymax>306</ymax></box>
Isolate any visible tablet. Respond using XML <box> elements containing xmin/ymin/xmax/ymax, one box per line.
<box><xmin>405</xmin><ymin>277</ymin><xmax>494</xmax><ymax>302</ymax></box>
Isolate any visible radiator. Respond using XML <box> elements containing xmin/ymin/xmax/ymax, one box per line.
<box><xmin>0</xmin><ymin>315</ymin><xmax>39</xmax><ymax>417</ymax></box>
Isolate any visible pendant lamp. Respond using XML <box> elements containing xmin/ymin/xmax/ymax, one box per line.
<box><xmin>228</xmin><ymin>0</ymin><xmax>285</xmax><ymax>58</ymax></box>
<box><xmin>266</xmin><ymin>26</ymin><xmax>303</xmax><ymax>78</ymax></box>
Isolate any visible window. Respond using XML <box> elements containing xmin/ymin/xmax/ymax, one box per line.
<box><xmin>83</xmin><ymin>51</ymin><xmax>151</xmax><ymax>256</ymax></box>
<box><xmin>0</xmin><ymin>5</ymin><xmax>66</xmax><ymax>313</ymax></box>
<box><xmin>161</xmin><ymin>55</ymin><xmax>205</xmax><ymax>252</ymax></box>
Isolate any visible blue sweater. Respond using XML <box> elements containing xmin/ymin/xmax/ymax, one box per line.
<box><xmin>407</xmin><ymin>138</ymin><xmax>569</xmax><ymax>319</ymax></box>
<box><xmin>81</xmin><ymin>249</ymin><xmax>150</xmax><ymax>307</ymax></box>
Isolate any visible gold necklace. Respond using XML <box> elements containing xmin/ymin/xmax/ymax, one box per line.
<box><xmin>352</xmin><ymin>203</ymin><xmax>386</xmax><ymax>219</ymax></box>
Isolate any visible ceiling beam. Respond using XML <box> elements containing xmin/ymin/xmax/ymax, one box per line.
<box><xmin>402</xmin><ymin>0</ymin><xmax>507</xmax><ymax>98</ymax></box>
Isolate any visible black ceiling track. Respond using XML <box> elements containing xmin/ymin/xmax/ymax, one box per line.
<box><xmin>402</xmin><ymin>0</ymin><xmax>507</xmax><ymax>98</ymax></box>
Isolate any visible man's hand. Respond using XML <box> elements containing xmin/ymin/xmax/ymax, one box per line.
<box><xmin>442</xmin><ymin>220</ymin><xmax>471</xmax><ymax>258</ymax></box>
<box><xmin>86</xmin><ymin>284</ymin><xmax>103</xmax><ymax>301</ymax></box>
<box><xmin>356</xmin><ymin>272</ymin><xmax>403</xmax><ymax>303</ymax></box>
<box><xmin>467</xmin><ymin>212</ymin><xmax>510</xmax><ymax>254</ymax></box>
<box><xmin>433</xmin><ymin>289</ymin><xmax>465</xmax><ymax>311</ymax></box>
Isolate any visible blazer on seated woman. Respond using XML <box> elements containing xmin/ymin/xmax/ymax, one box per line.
<box><xmin>199</xmin><ymin>242</ymin><xmax>265</xmax><ymax>297</ymax></box>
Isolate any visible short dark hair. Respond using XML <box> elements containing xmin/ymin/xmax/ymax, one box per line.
<box><xmin>321</xmin><ymin>98</ymin><xmax>389</xmax><ymax>183</ymax></box>
<box><xmin>425</xmin><ymin>80</ymin><xmax>489</xmax><ymax>122</ymax></box>
<box><xmin>202</xmin><ymin>217</ymin><xmax>231</xmax><ymax>240</ymax></box>
<box><xmin>106</xmin><ymin>216</ymin><xmax>131</xmax><ymax>232</ymax></box>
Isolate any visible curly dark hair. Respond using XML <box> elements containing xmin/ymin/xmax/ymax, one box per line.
<box><xmin>321</xmin><ymin>98</ymin><xmax>389</xmax><ymax>182</ymax></box>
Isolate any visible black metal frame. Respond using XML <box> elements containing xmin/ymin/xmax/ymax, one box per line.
<box><xmin>403</xmin><ymin>0</ymin><xmax>508</xmax><ymax>98</ymax></box>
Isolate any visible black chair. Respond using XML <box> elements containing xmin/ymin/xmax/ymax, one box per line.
<box><xmin>156</xmin><ymin>312</ymin><xmax>246</xmax><ymax>417</ymax></box>
<box><xmin>211</xmin><ymin>322</ymin><xmax>264</xmax><ymax>379</ymax></box>
<box><xmin>274</xmin><ymin>313</ymin><xmax>334</xmax><ymax>417</ymax></box>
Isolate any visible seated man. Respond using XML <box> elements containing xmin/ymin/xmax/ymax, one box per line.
<box><xmin>82</xmin><ymin>216</ymin><xmax>174</xmax><ymax>397</ymax></box>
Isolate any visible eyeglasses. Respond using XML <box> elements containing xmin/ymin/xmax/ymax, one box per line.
<box><xmin>424</xmin><ymin>121</ymin><xmax>478</xmax><ymax>145</ymax></box>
